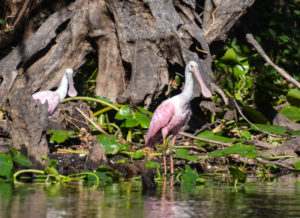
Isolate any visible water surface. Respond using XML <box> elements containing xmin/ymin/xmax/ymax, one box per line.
<box><xmin>1</xmin><ymin>179</ymin><xmax>300</xmax><ymax>218</ymax></box>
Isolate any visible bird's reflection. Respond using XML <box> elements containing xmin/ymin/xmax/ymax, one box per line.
<box><xmin>144</xmin><ymin>176</ymin><xmax>175</xmax><ymax>218</ymax></box>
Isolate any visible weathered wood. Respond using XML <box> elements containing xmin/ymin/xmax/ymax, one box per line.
<box><xmin>204</xmin><ymin>0</ymin><xmax>255</xmax><ymax>44</ymax></box>
<box><xmin>7</xmin><ymin>88</ymin><xmax>49</xmax><ymax>169</ymax></box>
<box><xmin>0</xmin><ymin>0</ymin><xmax>256</xmax><ymax>166</ymax></box>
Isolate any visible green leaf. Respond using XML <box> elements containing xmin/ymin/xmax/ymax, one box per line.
<box><xmin>48</xmin><ymin>159</ymin><xmax>59</xmax><ymax>168</ymax></box>
<box><xmin>289</xmin><ymin>130</ymin><xmax>300</xmax><ymax>135</ymax></box>
<box><xmin>209</xmin><ymin>143</ymin><xmax>258</xmax><ymax>159</ymax></box>
<box><xmin>251</xmin><ymin>124</ymin><xmax>286</xmax><ymax>135</ymax></box>
<box><xmin>115</xmin><ymin>105</ymin><xmax>131</xmax><ymax>120</ymax></box>
<box><xmin>181</xmin><ymin>165</ymin><xmax>199</xmax><ymax>189</ymax></box>
<box><xmin>131</xmin><ymin>150</ymin><xmax>144</xmax><ymax>159</ymax></box>
<box><xmin>223</xmin><ymin>143</ymin><xmax>258</xmax><ymax>158</ymax></box>
<box><xmin>97</xmin><ymin>134</ymin><xmax>120</xmax><ymax>155</ymax></box>
<box><xmin>119</xmin><ymin>143</ymin><xmax>131</xmax><ymax>151</ymax></box>
<box><xmin>47</xmin><ymin>129</ymin><xmax>76</xmax><ymax>144</ymax></box>
<box><xmin>135</xmin><ymin>111</ymin><xmax>151</xmax><ymax>128</ymax></box>
<box><xmin>175</xmin><ymin>75</ymin><xmax>181</xmax><ymax>84</ymax></box>
<box><xmin>242</xmin><ymin>106</ymin><xmax>269</xmax><ymax>124</ymax></box>
<box><xmin>95</xmin><ymin>96</ymin><xmax>114</xmax><ymax>104</ymax></box>
<box><xmin>229</xmin><ymin>165</ymin><xmax>246</xmax><ymax>183</ymax></box>
<box><xmin>122</xmin><ymin>117</ymin><xmax>139</xmax><ymax>128</ymax></box>
<box><xmin>174</xmin><ymin>149</ymin><xmax>199</xmax><ymax>161</ymax></box>
<box><xmin>220</xmin><ymin>48</ymin><xmax>240</xmax><ymax>66</ymax></box>
<box><xmin>208</xmin><ymin>149</ymin><xmax>224</xmax><ymax>157</ymax></box>
<box><xmin>137</xmin><ymin>106</ymin><xmax>153</xmax><ymax>116</ymax></box>
<box><xmin>279</xmin><ymin>105</ymin><xmax>300</xmax><ymax>122</ymax></box>
<box><xmin>174</xmin><ymin>149</ymin><xmax>189</xmax><ymax>159</ymax></box>
<box><xmin>194</xmin><ymin>130</ymin><xmax>235</xmax><ymax>146</ymax></box>
<box><xmin>44</xmin><ymin>167</ymin><xmax>59</xmax><ymax>177</ymax></box>
<box><xmin>287</xmin><ymin>89</ymin><xmax>300</xmax><ymax>107</ymax></box>
<box><xmin>294</xmin><ymin>160</ymin><xmax>300</xmax><ymax>170</ymax></box>
<box><xmin>95</xmin><ymin>166</ymin><xmax>120</xmax><ymax>182</ymax></box>
<box><xmin>0</xmin><ymin>154</ymin><xmax>13</xmax><ymax>179</ymax></box>
<box><xmin>0</xmin><ymin>19</ymin><xmax>5</xmax><ymax>25</ymax></box>
<box><xmin>241</xmin><ymin>130</ymin><xmax>251</xmax><ymax>140</ymax></box>
<box><xmin>145</xmin><ymin>161</ymin><xmax>161</xmax><ymax>169</ymax></box>
<box><xmin>9</xmin><ymin>147</ymin><xmax>32</xmax><ymax>167</ymax></box>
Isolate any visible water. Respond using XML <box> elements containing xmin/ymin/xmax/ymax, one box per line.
<box><xmin>1</xmin><ymin>179</ymin><xmax>300</xmax><ymax>218</ymax></box>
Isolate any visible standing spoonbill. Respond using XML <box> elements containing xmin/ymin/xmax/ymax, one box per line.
<box><xmin>32</xmin><ymin>68</ymin><xmax>77</xmax><ymax>117</ymax></box>
<box><xmin>145</xmin><ymin>61</ymin><xmax>212</xmax><ymax>175</ymax></box>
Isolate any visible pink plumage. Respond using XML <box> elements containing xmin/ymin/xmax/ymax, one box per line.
<box><xmin>32</xmin><ymin>68</ymin><xmax>77</xmax><ymax>117</ymax></box>
<box><xmin>145</xmin><ymin>61</ymin><xmax>212</xmax><ymax>175</ymax></box>
<box><xmin>32</xmin><ymin>91</ymin><xmax>60</xmax><ymax>116</ymax></box>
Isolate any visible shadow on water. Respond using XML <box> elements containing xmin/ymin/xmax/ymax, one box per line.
<box><xmin>1</xmin><ymin>179</ymin><xmax>300</xmax><ymax>218</ymax></box>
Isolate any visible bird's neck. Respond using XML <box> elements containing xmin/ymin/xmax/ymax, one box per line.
<box><xmin>179</xmin><ymin>72</ymin><xmax>193</xmax><ymax>103</ymax></box>
<box><xmin>55</xmin><ymin>73</ymin><xmax>68</xmax><ymax>101</ymax></box>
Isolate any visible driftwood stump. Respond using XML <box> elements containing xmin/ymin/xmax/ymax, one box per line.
<box><xmin>0</xmin><ymin>0</ymin><xmax>255</xmax><ymax>166</ymax></box>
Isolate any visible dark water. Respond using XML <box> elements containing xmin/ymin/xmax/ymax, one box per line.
<box><xmin>1</xmin><ymin>179</ymin><xmax>300</xmax><ymax>218</ymax></box>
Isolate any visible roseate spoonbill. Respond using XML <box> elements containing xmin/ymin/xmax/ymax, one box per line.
<box><xmin>32</xmin><ymin>68</ymin><xmax>77</xmax><ymax>116</ymax></box>
<box><xmin>145</xmin><ymin>61</ymin><xmax>212</xmax><ymax>175</ymax></box>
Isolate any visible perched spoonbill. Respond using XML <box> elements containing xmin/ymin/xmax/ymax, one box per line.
<box><xmin>32</xmin><ymin>68</ymin><xmax>77</xmax><ymax>116</ymax></box>
<box><xmin>145</xmin><ymin>61</ymin><xmax>212</xmax><ymax>175</ymax></box>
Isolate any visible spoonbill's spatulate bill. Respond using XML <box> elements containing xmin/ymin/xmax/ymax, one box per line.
<box><xmin>145</xmin><ymin>61</ymin><xmax>212</xmax><ymax>175</ymax></box>
<box><xmin>32</xmin><ymin>68</ymin><xmax>77</xmax><ymax>116</ymax></box>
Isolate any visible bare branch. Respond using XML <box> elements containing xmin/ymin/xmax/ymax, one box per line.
<box><xmin>245</xmin><ymin>32</ymin><xmax>300</xmax><ymax>90</ymax></box>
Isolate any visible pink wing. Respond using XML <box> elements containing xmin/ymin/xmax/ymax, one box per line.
<box><xmin>32</xmin><ymin>91</ymin><xmax>60</xmax><ymax>116</ymax></box>
<box><xmin>145</xmin><ymin>102</ymin><xmax>175</xmax><ymax>146</ymax></box>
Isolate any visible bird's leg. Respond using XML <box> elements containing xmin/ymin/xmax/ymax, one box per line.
<box><xmin>170</xmin><ymin>136</ymin><xmax>176</xmax><ymax>174</ymax></box>
<box><xmin>163</xmin><ymin>137</ymin><xmax>167</xmax><ymax>176</ymax></box>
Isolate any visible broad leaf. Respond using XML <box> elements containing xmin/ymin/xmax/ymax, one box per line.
<box><xmin>252</xmin><ymin>124</ymin><xmax>286</xmax><ymax>135</ymax></box>
<box><xmin>287</xmin><ymin>88</ymin><xmax>300</xmax><ymax>107</ymax></box>
<box><xmin>145</xmin><ymin>161</ymin><xmax>161</xmax><ymax>169</ymax></box>
<box><xmin>181</xmin><ymin>165</ymin><xmax>199</xmax><ymax>189</ymax></box>
<box><xmin>9</xmin><ymin>147</ymin><xmax>32</xmax><ymax>167</ymax></box>
<box><xmin>131</xmin><ymin>150</ymin><xmax>144</xmax><ymax>159</ymax></box>
<box><xmin>195</xmin><ymin>130</ymin><xmax>235</xmax><ymax>146</ymax></box>
<box><xmin>97</xmin><ymin>134</ymin><xmax>120</xmax><ymax>155</ymax></box>
<box><xmin>279</xmin><ymin>105</ymin><xmax>300</xmax><ymax>122</ymax></box>
<box><xmin>44</xmin><ymin>167</ymin><xmax>59</xmax><ymax>177</ymax></box>
<box><xmin>95</xmin><ymin>96</ymin><xmax>114</xmax><ymax>104</ymax></box>
<box><xmin>174</xmin><ymin>149</ymin><xmax>189</xmax><ymax>159</ymax></box>
<box><xmin>224</xmin><ymin>143</ymin><xmax>258</xmax><ymax>158</ymax></box>
<box><xmin>0</xmin><ymin>154</ymin><xmax>13</xmax><ymax>179</ymax></box>
<box><xmin>209</xmin><ymin>143</ymin><xmax>258</xmax><ymax>159</ymax></box>
<box><xmin>174</xmin><ymin>149</ymin><xmax>199</xmax><ymax>161</ymax></box>
<box><xmin>122</xmin><ymin>117</ymin><xmax>139</xmax><ymax>128</ymax></box>
<box><xmin>220</xmin><ymin>48</ymin><xmax>240</xmax><ymax>66</ymax></box>
<box><xmin>135</xmin><ymin>111</ymin><xmax>151</xmax><ymax>128</ymax></box>
<box><xmin>115</xmin><ymin>105</ymin><xmax>131</xmax><ymax>120</ymax></box>
<box><xmin>229</xmin><ymin>165</ymin><xmax>246</xmax><ymax>183</ymax></box>
<box><xmin>294</xmin><ymin>160</ymin><xmax>300</xmax><ymax>170</ymax></box>
<box><xmin>47</xmin><ymin>129</ymin><xmax>76</xmax><ymax>144</ymax></box>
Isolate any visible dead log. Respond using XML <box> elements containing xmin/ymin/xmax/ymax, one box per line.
<box><xmin>0</xmin><ymin>0</ymin><xmax>255</xmax><ymax>167</ymax></box>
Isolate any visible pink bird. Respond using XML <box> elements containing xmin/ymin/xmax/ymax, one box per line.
<box><xmin>32</xmin><ymin>68</ymin><xmax>77</xmax><ymax>116</ymax></box>
<box><xmin>145</xmin><ymin>61</ymin><xmax>212</xmax><ymax>175</ymax></box>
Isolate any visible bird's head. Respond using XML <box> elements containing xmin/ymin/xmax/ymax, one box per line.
<box><xmin>187</xmin><ymin>61</ymin><xmax>212</xmax><ymax>98</ymax></box>
<box><xmin>66</xmin><ymin>68</ymin><xmax>78</xmax><ymax>97</ymax></box>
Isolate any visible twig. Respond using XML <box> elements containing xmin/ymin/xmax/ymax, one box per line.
<box><xmin>205</xmin><ymin>6</ymin><xmax>219</xmax><ymax>36</ymax></box>
<box><xmin>57</xmin><ymin>148</ymin><xmax>89</xmax><ymax>154</ymax></box>
<box><xmin>179</xmin><ymin>131</ymin><xmax>233</xmax><ymax>147</ymax></box>
<box><xmin>245</xmin><ymin>139</ymin><xmax>274</xmax><ymax>149</ymax></box>
<box><xmin>245</xmin><ymin>32</ymin><xmax>300</xmax><ymax>90</ymax></box>
<box><xmin>75</xmin><ymin>107</ymin><xmax>108</xmax><ymax>135</ymax></box>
